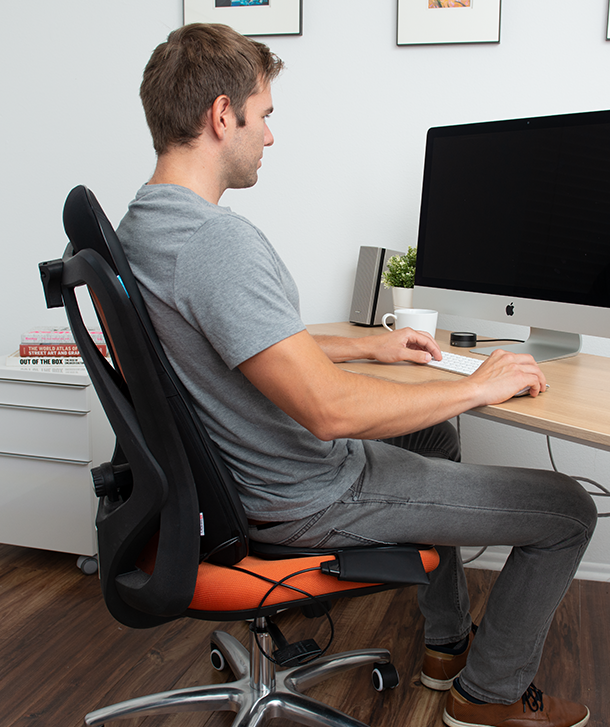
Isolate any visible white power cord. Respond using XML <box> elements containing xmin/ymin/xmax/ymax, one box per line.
<box><xmin>546</xmin><ymin>437</ymin><xmax>610</xmax><ymax>517</ymax></box>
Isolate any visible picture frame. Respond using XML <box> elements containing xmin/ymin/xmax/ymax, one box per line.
<box><xmin>397</xmin><ymin>0</ymin><xmax>502</xmax><ymax>46</ymax></box>
<box><xmin>607</xmin><ymin>0</ymin><xmax>610</xmax><ymax>41</ymax></box>
<box><xmin>184</xmin><ymin>0</ymin><xmax>303</xmax><ymax>37</ymax></box>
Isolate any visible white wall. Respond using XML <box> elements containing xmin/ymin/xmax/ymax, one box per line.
<box><xmin>2</xmin><ymin>0</ymin><xmax>610</xmax><ymax>578</ymax></box>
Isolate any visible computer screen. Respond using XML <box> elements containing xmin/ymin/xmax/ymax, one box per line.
<box><xmin>413</xmin><ymin>109</ymin><xmax>610</xmax><ymax>362</ymax></box>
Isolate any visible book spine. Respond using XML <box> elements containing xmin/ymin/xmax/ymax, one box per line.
<box><xmin>6</xmin><ymin>356</ymin><xmax>86</xmax><ymax>367</ymax></box>
<box><xmin>19</xmin><ymin>343</ymin><xmax>108</xmax><ymax>357</ymax></box>
<box><xmin>20</xmin><ymin>330</ymin><xmax>106</xmax><ymax>345</ymax></box>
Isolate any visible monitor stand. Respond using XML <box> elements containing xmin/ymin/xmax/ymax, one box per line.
<box><xmin>473</xmin><ymin>327</ymin><xmax>582</xmax><ymax>363</ymax></box>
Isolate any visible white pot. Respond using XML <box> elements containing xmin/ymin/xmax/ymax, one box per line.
<box><xmin>392</xmin><ymin>287</ymin><xmax>414</xmax><ymax>309</ymax></box>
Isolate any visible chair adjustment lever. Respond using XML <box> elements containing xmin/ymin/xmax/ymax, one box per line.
<box><xmin>263</xmin><ymin>618</ymin><xmax>322</xmax><ymax>667</ymax></box>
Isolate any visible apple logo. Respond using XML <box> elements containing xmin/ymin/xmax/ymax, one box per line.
<box><xmin>505</xmin><ymin>302</ymin><xmax>515</xmax><ymax>316</ymax></box>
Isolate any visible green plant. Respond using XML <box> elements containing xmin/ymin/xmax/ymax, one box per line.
<box><xmin>381</xmin><ymin>247</ymin><xmax>417</xmax><ymax>289</ymax></box>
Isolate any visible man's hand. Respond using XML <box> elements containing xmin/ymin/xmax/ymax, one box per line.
<box><xmin>362</xmin><ymin>327</ymin><xmax>442</xmax><ymax>364</ymax></box>
<box><xmin>468</xmin><ymin>348</ymin><xmax>547</xmax><ymax>403</ymax></box>
<box><xmin>313</xmin><ymin>328</ymin><xmax>442</xmax><ymax>365</ymax></box>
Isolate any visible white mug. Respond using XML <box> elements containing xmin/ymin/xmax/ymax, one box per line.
<box><xmin>382</xmin><ymin>308</ymin><xmax>438</xmax><ymax>338</ymax></box>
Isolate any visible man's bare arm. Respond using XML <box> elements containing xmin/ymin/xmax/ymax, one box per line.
<box><xmin>312</xmin><ymin>328</ymin><xmax>441</xmax><ymax>364</ymax></box>
<box><xmin>238</xmin><ymin>330</ymin><xmax>546</xmax><ymax>442</ymax></box>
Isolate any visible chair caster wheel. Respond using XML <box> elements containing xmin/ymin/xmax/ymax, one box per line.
<box><xmin>77</xmin><ymin>555</ymin><xmax>98</xmax><ymax>575</ymax></box>
<box><xmin>210</xmin><ymin>646</ymin><xmax>227</xmax><ymax>671</ymax></box>
<box><xmin>371</xmin><ymin>662</ymin><xmax>399</xmax><ymax>691</ymax></box>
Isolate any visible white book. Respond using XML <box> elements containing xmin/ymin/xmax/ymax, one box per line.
<box><xmin>20</xmin><ymin>325</ymin><xmax>105</xmax><ymax>345</ymax></box>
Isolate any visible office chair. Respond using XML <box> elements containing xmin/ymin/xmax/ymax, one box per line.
<box><xmin>39</xmin><ymin>185</ymin><xmax>440</xmax><ymax>727</ymax></box>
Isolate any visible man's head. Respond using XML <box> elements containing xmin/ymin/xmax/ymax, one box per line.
<box><xmin>140</xmin><ymin>23</ymin><xmax>284</xmax><ymax>155</ymax></box>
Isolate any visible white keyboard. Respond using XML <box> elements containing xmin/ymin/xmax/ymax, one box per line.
<box><xmin>426</xmin><ymin>351</ymin><xmax>547</xmax><ymax>397</ymax></box>
<box><xmin>427</xmin><ymin>351</ymin><xmax>483</xmax><ymax>376</ymax></box>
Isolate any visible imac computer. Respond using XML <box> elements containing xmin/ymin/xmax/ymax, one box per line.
<box><xmin>413</xmin><ymin>109</ymin><xmax>610</xmax><ymax>362</ymax></box>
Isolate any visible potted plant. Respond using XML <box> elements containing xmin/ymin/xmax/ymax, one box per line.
<box><xmin>381</xmin><ymin>247</ymin><xmax>417</xmax><ymax>308</ymax></box>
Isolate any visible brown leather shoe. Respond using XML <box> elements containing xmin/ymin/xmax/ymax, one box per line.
<box><xmin>443</xmin><ymin>684</ymin><xmax>590</xmax><ymax>727</ymax></box>
<box><xmin>420</xmin><ymin>628</ymin><xmax>475</xmax><ymax>691</ymax></box>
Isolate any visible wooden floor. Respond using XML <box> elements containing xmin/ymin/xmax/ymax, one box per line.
<box><xmin>0</xmin><ymin>544</ymin><xmax>608</xmax><ymax>727</ymax></box>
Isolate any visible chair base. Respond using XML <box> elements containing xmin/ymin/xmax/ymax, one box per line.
<box><xmin>85</xmin><ymin>618</ymin><xmax>393</xmax><ymax>727</ymax></box>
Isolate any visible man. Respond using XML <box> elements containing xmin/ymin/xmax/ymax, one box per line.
<box><xmin>117</xmin><ymin>23</ymin><xmax>596</xmax><ymax>727</ymax></box>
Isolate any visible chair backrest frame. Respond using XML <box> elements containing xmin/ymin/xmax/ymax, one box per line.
<box><xmin>40</xmin><ymin>185</ymin><xmax>251</xmax><ymax>626</ymax></box>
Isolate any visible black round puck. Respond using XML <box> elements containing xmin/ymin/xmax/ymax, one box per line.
<box><xmin>450</xmin><ymin>332</ymin><xmax>477</xmax><ymax>347</ymax></box>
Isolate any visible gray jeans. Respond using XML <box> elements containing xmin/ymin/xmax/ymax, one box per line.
<box><xmin>250</xmin><ymin>422</ymin><xmax>597</xmax><ymax>704</ymax></box>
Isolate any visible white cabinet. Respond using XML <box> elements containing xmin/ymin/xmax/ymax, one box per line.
<box><xmin>0</xmin><ymin>360</ymin><xmax>115</xmax><ymax>557</ymax></box>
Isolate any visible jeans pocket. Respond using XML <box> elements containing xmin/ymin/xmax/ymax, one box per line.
<box><xmin>274</xmin><ymin>506</ymin><xmax>332</xmax><ymax>545</ymax></box>
<box><xmin>348</xmin><ymin>469</ymin><xmax>366</xmax><ymax>501</ymax></box>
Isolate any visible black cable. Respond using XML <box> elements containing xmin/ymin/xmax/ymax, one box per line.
<box><xmin>455</xmin><ymin>415</ymin><xmax>488</xmax><ymax>564</ymax></box>
<box><xmin>475</xmin><ymin>338</ymin><xmax>525</xmax><ymax>344</ymax></box>
<box><xmin>462</xmin><ymin>546</ymin><xmax>488</xmax><ymax>564</ymax></box>
<box><xmin>201</xmin><ymin>536</ymin><xmax>241</xmax><ymax>563</ymax></box>
<box><xmin>228</xmin><ymin>563</ymin><xmax>335</xmax><ymax>665</ymax></box>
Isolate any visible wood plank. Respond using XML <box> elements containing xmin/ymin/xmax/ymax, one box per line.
<box><xmin>576</xmin><ymin>580</ymin><xmax>610</xmax><ymax>727</ymax></box>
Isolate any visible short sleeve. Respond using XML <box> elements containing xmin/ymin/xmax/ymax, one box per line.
<box><xmin>173</xmin><ymin>214</ymin><xmax>305</xmax><ymax>369</ymax></box>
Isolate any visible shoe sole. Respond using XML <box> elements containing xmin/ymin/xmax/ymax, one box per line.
<box><xmin>421</xmin><ymin>669</ymin><xmax>462</xmax><ymax>691</ymax></box>
<box><xmin>442</xmin><ymin>705</ymin><xmax>590</xmax><ymax>727</ymax></box>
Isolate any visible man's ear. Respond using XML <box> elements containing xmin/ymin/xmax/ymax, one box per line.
<box><xmin>209</xmin><ymin>95</ymin><xmax>234</xmax><ymax>140</ymax></box>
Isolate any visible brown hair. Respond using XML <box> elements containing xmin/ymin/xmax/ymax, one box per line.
<box><xmin>140</xmin><ymin>23</ymin><xmax>284</xmax><ymax>155</ymax></box>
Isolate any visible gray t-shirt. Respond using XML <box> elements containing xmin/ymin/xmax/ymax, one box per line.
<box><xmin>117</xmin><ymin>184</ymin><xmax>365</xmax><ymax>521</ymax></box>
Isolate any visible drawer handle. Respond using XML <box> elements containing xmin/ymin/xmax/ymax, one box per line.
<box><xmin>0</xmin><ymin>403</ymin><xmax>88</xmax><ymax>415</ymax></box>
<box><xmin>0</xmin><ymin>377</ymin><xmax>87</xmax><ymax>390</ymax></box>
<box><xmin>0</xmin><ymin>451</ymin><xmax>90</xmax><ymax>466</ymax></box>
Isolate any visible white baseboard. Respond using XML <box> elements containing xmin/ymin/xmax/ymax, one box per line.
<box><xmin>461</xmin><ymin>547</ymin><xmax>610</xmax><ymax>582</ymax></box>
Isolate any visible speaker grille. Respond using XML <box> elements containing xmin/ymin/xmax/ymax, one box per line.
<box><xmin>349</xmin><ymin>246</ymin><xmax>405</xmax><ymax>326</ymax></box>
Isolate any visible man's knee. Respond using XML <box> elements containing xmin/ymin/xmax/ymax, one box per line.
<box><xmin>545</xmin><ymin>472</ymin><xmax>598</xmax><ymax>544</ymax></box>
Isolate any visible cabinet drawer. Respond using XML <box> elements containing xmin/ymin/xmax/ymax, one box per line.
<box><xmin>0</xmin><ymin>378</ymin><xmax>89</xmax><ymax>412</ymax></box>
<box><xmin>0</xmin><ymin>406</ymin><xmax>91</xmax><ymax>462</ymax></box>
<box><xmin>0</xmin><ymin>454</ymin><xmax>96</xmax><ymax>555</ymax></box>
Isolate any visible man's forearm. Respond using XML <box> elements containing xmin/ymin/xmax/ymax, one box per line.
<box><xmin>312</xmin><ymin>329</ymin><xmax>441</xmax><ymax>366</ymax></box>
<box><xmin>312</xmin><ymin>334</ymin><xmax>377</xmax><ymax>362</ymax></box>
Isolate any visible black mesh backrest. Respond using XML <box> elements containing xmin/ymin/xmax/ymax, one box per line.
<box><xmin>56</xmin><ymin>245</ymin><xmax>201</xmax><ymax>627</ymax></box>
<box><xmin>62</xmin><ymin>186</ymin><xmax>249</xmax><ymax>567</ymax></box>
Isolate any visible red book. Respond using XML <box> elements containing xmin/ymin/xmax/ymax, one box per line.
<box><xmin>19</xmin><ymin>343</ymin><xmax>108</xmax><ymax>357</ymax></box>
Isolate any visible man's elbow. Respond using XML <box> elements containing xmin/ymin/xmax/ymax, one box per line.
<box><xmin>303</xmin><ymin>409</ymin><xmax>354</xmax><ymax>442</ymax></box>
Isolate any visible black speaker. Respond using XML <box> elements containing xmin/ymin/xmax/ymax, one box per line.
<box><xmin>349</xmin><ymin>246</ymin><xmax>405</xmax><ymax>326</ymax></box>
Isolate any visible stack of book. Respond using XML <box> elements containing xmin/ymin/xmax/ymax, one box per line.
<box><xmin>5</xmin><ymin>326</ymin><xmax>107</xmax><ymax>368</ymax></box>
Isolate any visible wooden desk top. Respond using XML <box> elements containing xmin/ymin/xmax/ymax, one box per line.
<box><xmin>306</xmin><ymin>322</ymin><xmax>610</xmax><ymax>451</ymax></box>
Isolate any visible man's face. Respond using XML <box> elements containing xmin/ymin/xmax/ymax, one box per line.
<box><xmin>224</xmin><ymin>82</ymin><xmax>275</xmax><ymax>190</ymax></box>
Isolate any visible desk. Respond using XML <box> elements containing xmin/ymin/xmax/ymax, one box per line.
<box><xmin>306</xmin><ymin>323</ymin><xmax>610</xmax><ymax>452</ymax></box>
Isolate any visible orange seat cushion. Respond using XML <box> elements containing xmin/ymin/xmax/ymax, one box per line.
<box><xmin>137</xmin><ymin>537</ymin><xmax>439</xmax><ymax>614</ymax></box>
<box><xmin>188</xmin><ymin>548</ymin><xmax>439</xmax><ymax>612</ymax></box>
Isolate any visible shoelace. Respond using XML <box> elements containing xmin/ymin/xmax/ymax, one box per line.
<box><xmin>522</xmin><ymin>684</ymin><xmax>545</xmax><ymax>713</ymax></box>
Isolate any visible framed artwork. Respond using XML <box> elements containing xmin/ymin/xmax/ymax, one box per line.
<box><xmin>397</xmin><ymin>0</ymin><xmax>502</xmax><ymax>46</ymax></box>
<box><xmin>607</xmin><ymin>1</ymin><xmax>610</xmax><ymax>41</ymax></box>
<box><xmin>184</xmin><ymin>0</ymin><xmax>303</xmax><ymax>37</ymax></box>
